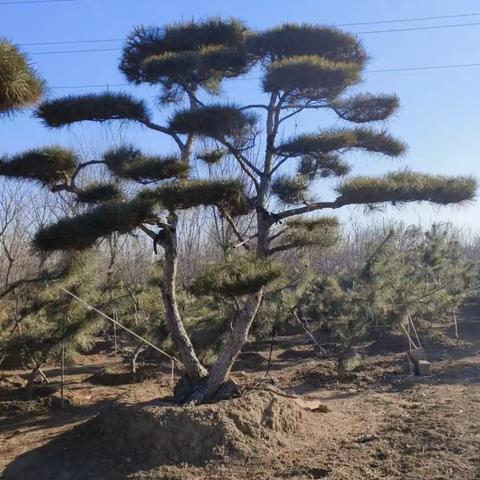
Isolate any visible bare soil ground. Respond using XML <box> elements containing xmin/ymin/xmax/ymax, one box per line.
<box><xmin>0</xmin><ymin>320</ymin><xmax>479</xmax><ymax>480</ymax></box>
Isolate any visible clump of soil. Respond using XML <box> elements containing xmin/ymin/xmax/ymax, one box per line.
<box><xmin>86</xmin><ymin>364</ymin><xmax>158</xmax><ymax>386</ymax></box>
<box><xmin>232</xmin><ymin>351</ymin><xmax>266</xmax><ymax>371</ymax></box>
<box><xmin>367</xmin><ymin>332</ymin><xmax>410</xmax><ymax>355</ymax></box>
<box><xmin>84</xmin><ymin>391</ymin><xmax>304</xmax><ymax>468</ymax></box>
<box><xmin>0</xmin><ymin>373</ymin><xmax>59</xmax><ymax>405</ymax></box>
<box><xmin>0</xmin><ymin>393</ymin><xmax>70</xmax><ymax>415</ymax></box>
<box><xmin>0</xmin><ymin>373</ymin><xmax>25</xmax><ymax>389</ymax></box>
<box><xmin>278</xmin><ymin>347</ymin><xmax>317</xmax><ymax>361</ymax></box>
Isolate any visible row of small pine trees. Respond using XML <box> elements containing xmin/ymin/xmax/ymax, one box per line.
<box><xmin>0</xmin><ymin>223</ymin><xmax>475</xmax><ymax>376</ymax></box>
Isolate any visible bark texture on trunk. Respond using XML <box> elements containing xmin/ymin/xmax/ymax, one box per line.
<box><xmin>189</xmin><ymin>291</ymin><xmax>263</xmax><ymax>403</ymax></box>
<box><xmin>162</xmin><ymin>229</ymin><xmax>207</xmax><ymax>383</ymax></box>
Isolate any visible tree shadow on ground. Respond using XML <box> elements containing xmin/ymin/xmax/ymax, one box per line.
<box><xmin>0</xmin><ymin>394</ymin><xmax>123</xmax><ymax>436</ymax></box>
<box><xmin>2</xmin><ymin>397</ymin><xmax>174</xmax><ymax>480</ymax></box>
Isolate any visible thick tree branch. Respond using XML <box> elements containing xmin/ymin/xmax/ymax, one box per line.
<box><xmin>141</xmin><ymin>119</ymin><xmax>185</xmax><ymax>150</ymax></box>
<box><xmin>239</xmin><ymin>104</ymin><xmax>269</xmax><ymax>111</ymax></box>
<box><xmin>213</xmin><ymin>136</ymin><xmax>261</xmax><ymax>189</ymax></box>
<box><xmin>269</xmin><ymin>242</ymin><xmax>298</xmax><ymax>255</ymax></box>
<box><xmin>138</xmin><ymin>224</ymin><xmax>158</xmax><ymax>240</ymax></box>
<box><xmin>268</xmin><ymin>227</ymin><xmax>288</xmax><ymax>242</ymax></box>
<box><xmin>273</xmin><ymin>199</ymin><xmax>344</xmax><ymax>222</ymax></box>
<box><xmin>220</xmin><ymin>209</ymin><xmax>250</xmax><ymax>250</ymax></box>
<box><xmin>0</xmin><ymin>276</ymin><xmax>48</xmax><ymax>300</ymax></box>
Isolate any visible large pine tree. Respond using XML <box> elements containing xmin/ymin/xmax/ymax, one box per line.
<box><xmin>0</xmin><ymin>20</ymin><xmax>475</xmax><ymax>402</ymax></box>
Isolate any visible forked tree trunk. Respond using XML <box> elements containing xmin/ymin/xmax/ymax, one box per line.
<box><xmin>189</xmin><ymin>291</ymin><xmax>264</xmax><ymax>403</ymax></box>
<box><xmin>162</xmin><ymin>232</ymin><xmax>207</xmax><ymax>384</ymax></box>
<box><xmin>187</xmin><ymin>200</ymin><xmax>272</xmax><ymax>403</ymax></box>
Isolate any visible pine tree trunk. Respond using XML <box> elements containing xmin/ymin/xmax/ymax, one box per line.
<box><xmin>162</xmin><ymin>232</ymin><xmax>207</xmax><ymax>384</ymax></box>
<box><xmin>188</xmin><ymin>210</ymin><xmax>270</xmax><ymax>403</ymax></box>
<box><xmin>188</xmin><ymin>291</ymin><xmax>263</xmax><ymax>403</ymax></box>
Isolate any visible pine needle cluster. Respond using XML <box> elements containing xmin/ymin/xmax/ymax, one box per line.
<box><xmin>0</xmin><ymin>39</ymin><xmax>44</xmax><ymax>114</ymax></box>
<box><xmin>34</xmin><ymin>199</ymin><xmax>154</xmax><ymax>251</ymax></box>
<box><xmin>338</xmin><ymin>171</ymin><xmax>476</xmax><ymax>205</ymax></box>
<box><xmin>76</xmin><ymin>183</ymin><xmax>123</xmax><ymax>204</ymax></box>
<box><xmin>37</xmin><ymin>92</ymin><xmax>149</xmax><ymax>127</ymax></box>
<box><xmin>190</xmin><ymin>254</ymin><xmax>284</xmax><ymax>297</ymax></box>
<box><xmin>141</xmin><ymin>179</ymin><xmax>250</xmax><ymax>215</ymax></box>
<box><xmin>0</xmin><ymin>146</ymin><xmax>78</xmax><ymax>185</ymax></box>
<box><xmin>169</xmin><ymin>104</ymin><xmax>257</xmax><ymax>138</ymax></box>
<box><xmin>104</xmin><ymin>146</ymin><xmax>188</xmax><ymax>183</ymax></box>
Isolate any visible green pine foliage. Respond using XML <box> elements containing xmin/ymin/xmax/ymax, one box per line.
<box><xmin>263</xmin><ymin>56</ymin><xmax>361</xmax><ymax>100</ymax></box>
<box><xmin>104</xmin><ymin>145</ymin><xmax>189</xmax><ymax>182</ymax></box>
<box><xmin>271</xmin><ymin>175</ymin><xmax>309</xmax><ymax>204</ymax></box>
<box><xmin>169</xmin><ymin>104</ymin><xmax>257</xmax><ymax>138</ymax></box>
<box><xmin>332</xmin><ymin>93</ymin><xmax>400</xmax><ymax>123</ymax></box>
<box><xmin>37</xmin><ymin>92</ymin><xmax>149</xmax><ymax>127</ymax></box>
<box><xmin>297</xmin><ymin>153</ymin><xmax>350</xmax><ymax>179</ymax></box>
<box><xmin>34</xmin><ymin>199</ymin><xmax>154</xmax><ymax>251</ymax></box>
<box><xmin>190</xmin><ymin>254</ymin><xmax>284</xmax><ymax>297</ymax></box>
<box><xmin>120</xmin><ymin>19</ymin><xmax>249</xmax><ymax>84</ymax></box>
<box><xmin>298</xmin><ymin>225</ymin><xmax>475</xmax><ymax>368</ymax></box>
<box><xmin>0</xmin><ymin>146</ymin><xmax>78</xmax><ymax>185</ymax></box>
<box><xmin>0</xmin><ymin>39</ymin><xmax>44</xmax><ymax>114</ymax></box>
<box><xmin>181</xmin><ymin>294</ymin><xmax>234</xmax><ymax>365</ymax></box>
<box><xmin>338</xmin><ymin>171</ymin><xmax>477</xmax><ymax>205</ymax></box>
<box><xmin>247</xmin><ymin>24</ymin><xmax>366</xmax><ymax>63</ymax></box>
<box><xmin>76</xmin><ymin>183</ymin><xmax>123</xmax><ymax>204</ymax></box>
<box><xmin>141</xmin><ymin>178</ymin><xmax>251</xmax><ymax>215</ymax></box>
<box><xmin>196</xmin><ymin>148</ymin><xmax>228</xmax><ymax>164</ymax></box>
<box><xmin>277</xmin><ymin>128</ymin><xmax>406</xmax><ymax>159</ymax></box>
<box><xmin>141</xmin><ymin>46</ymin><xmax>251</xmax><ymax>86</ymax></box>
<box><xmin>283</xmin><ymin>216</ymin><xmax>339</xmax><ymax>248</ymax></box>
<box><xmin>0</xmin><ymin>252</ymin><xmax>104</xmax><ymax>368</ymax></box>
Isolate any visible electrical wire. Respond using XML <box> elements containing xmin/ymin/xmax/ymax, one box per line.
<box><xmin>0</xmin><ymin>0</ymin><xmax>83</xmax><ymax>4</ymax></box>
<box><xmin>337</xmin><ymin>12</ymin><xmax>480</xmax><ymax>27</ymax></box>
<box><xmin>11</xmin><ymin>14</ymin><xmax>480</xmax><ymax>49</ymax></box>
<box><xmin>46</xmin><ymin>62</ymin><xmax>480</xmax><ymax>90</ymax></box>
<box><xmin>11</xmin><ymin>20</ymin><xmax>480</xmax><ymax>52</ymax></box>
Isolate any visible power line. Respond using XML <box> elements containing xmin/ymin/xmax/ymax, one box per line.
<box><xmin>47</xmin><ymin>62</ymin><xmax>480</xmax><ymax>90</ymax></box>
<box><xmin>368</xmin><ymin>62</ymin><xmax>480</xmax><ymax>73</ymax></box>
<box><xmin>51</xmin><ymin>82</ymin><xmax>129</xmax><ymax>89</ymax></box>
<box><xmin>356</xmin><ymin>21</ymin><xmax>480</xmax><ymax>35</ymax></box>
<box><xmin>337</xmin><ymin>12</ymin><xmax>480</xmax><ymax>27</ymax></box>
<box><xmin>29</xmin><ymin>47</ymin><xmax>120</xmax><ymax>55</ymax></box>
<box><xmin>0</xmin><ymin>0</ymin><xmax>82</xmax><ymax>4</ymax></box>
<box><xmin>11</xmin><ymin>20</ymin><xmax>480</xmax><ymax>53</ymax></box>
<box><xmin>19</xmin><ymin>38</ymin><xmax>123</xmax><ymax>47</ymax></box>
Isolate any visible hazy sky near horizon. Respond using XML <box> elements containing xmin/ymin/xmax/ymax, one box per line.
<box><xmin>2</xmin><ymin>0</ymin><xmax>480</xmax><ymax>233</ymax></box>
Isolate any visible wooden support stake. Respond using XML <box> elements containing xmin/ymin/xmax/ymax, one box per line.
<box><xmin>453</xmin><ymin>310</ymin><xmax>459</xmax><ymax>341</ymax></box>
<box><xmin>61</xmin><ymin>345</ymin><xmax>65</xmax><ymax>409</ymax></box>
<box><xmin>61</xmin><ymin>315</ymin><xmax>66</xmax><ymax>410</ymax></box>
<box><xmin>113</xmin><ymin>310</ymin><xmax>118</xmax><ymax>358</ymax></box>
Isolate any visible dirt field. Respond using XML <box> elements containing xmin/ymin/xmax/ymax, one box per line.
<box><xmin>1</xmin><ymin>321</ymin><xmax>479</xmax><ymax>480</ymax></box>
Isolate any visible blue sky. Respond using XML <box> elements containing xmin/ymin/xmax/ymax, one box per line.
<box><xmin>2</xmin><ymin>0</ymin><xmax>480</xmax><ymax>233</ymax></box>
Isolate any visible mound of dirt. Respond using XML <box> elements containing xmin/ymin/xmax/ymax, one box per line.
<box><xmin>2</xmin><ymin>391</ymin><xmax>306</xmax><ymax>479</ymax></box>
<box><xmin>85</xmin><ymin>391</ymin><xmax>304</xmax><ymax>467</ymax></box>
